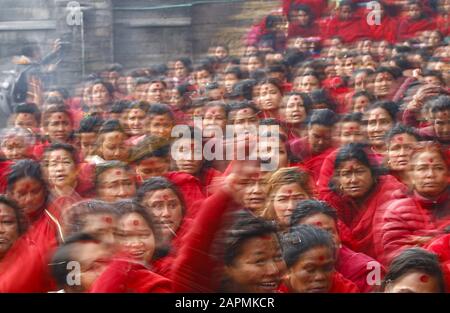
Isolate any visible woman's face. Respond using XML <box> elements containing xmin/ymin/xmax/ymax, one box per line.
<box><xmin>203</xmin><ymin>106</ymin><xmax>227</xmax><ymax>138</ymax></box>
<box><xmin>97</xmin><ymin>168</ymin><xmax>136</xmax><ymax>203</ymax></box>
<box><xmin>223</xmin><ymin>73</ymin><xmax>239</xmax><ymax>94</ymax></box>
<box><xmin>116</xmin><ymin>212</ymin><xmax>155</xmax><ymax>263</ymax></box>
<box><xmin>297</xmin><ymin>213</ymin><xmax>341</xmax><ymax>246</ymax></box>
<box><xmin>142</xmin><ymin>189</ymin><xmax>183</xmax><ymax>242</ymax></box>
<box><xmin>337</xmin><ymin>159</ymin><xmax>374</xmax><ymax>199</ymax></box>
<box><xmin>273</xmin><ymin>183</ymin><xmax>310</xmax><ymax>226</ymax></box>
<box><xmin>308</xmin><ymin>124</ymin><xmax>332</xmax><ymax>155</ymax></box>
<box><xmin>46</xmin><ymin>112</ymin><xmax>72</xmax><ymax>143</ymax></box>
<box><xmin>259</xmin><ymin>83</ymin><xmax>282</xmax><ymax>112</ymax></box>
<box><xmin>80</xmin><ymin>213</ymin><xmax>117</xmax><ymax>246</ymax></box>
<box><xmin>366</xmin><ymin>107</ymin><xmax>394</xmax><ymax>148</ymax></box>
<box><xmin>174</xmin><ymin>61</ymin><xmax>188</xmax><ymax>79</ymax></box>
<box><xmin>0</xmin><ymin>203</ymin><xmax>19</xmax><ymax>259</ymax></box>
<box><xmin>9</xmin><ymin>177</ymin><xmax>46</xmax><ymax>218</ymax></box>
<box><xmin>353</xmin><ymin>95</ymin><xmax>370</xmax><ymax>113</ymax></box>
<box><xmin>136</xmin><ymin>157</ymin><xmax>170</xmax><ymax>181</ymax></box>
<box><xmin>241</xmin><ymin>174</ymin><xmax>268</xmax><ymax>212</ymax></box>
<box><xmin>127</xmin><ymin>108</ymin><xmax>148</xmax><ymax>137</ymax></box>
<box><xmin>407</xmin><ymin>4</ymin><xmax>421</xmax><ymax>20</ymax></box>
<box><xmin>225</xmin><ymin>234</ymin><xmax>286</xmax><ymax>293</ymax></box>
<box><xmin>287</xmin><ymin>246</ymin><xmax>335</xmax><ymax>293</ymax></box>
<box><xmin>339</xmin><ymin>121</ymin><xmax>364</xmax><ymax>146</ymax></box>
<box><xmin>92</xmin><ymin>84</ymin><xmax>111</xmax><ymax>107</ymax></box>
<box><xmin>296</xmin><ymin>10</ymin><xmax>310</xmax><ymax>26</ymax></box>
<box><xmin>387</xmin><ymin>133</ymin><xmax>417</xmax><ymax>172</ymax></box>
<box><xmin>373</xmin><ymin>72</ymin><xmax>394</xmax><ymax>97</ymax></box>
<box><xmin>354</xmin><ymin>72</ymin><xmax>368</xmax><ymax>91</ymax></box>
<box><xmin>174</xmin><ymin>138</ymin><xmax>203</xmax><ymax>175</ymax></box>
<box><xmin>101</xmin><ymin>131</ymin><xmax>129</xmax><ymax>161</ymax></box>
<box><xmin>411</xmin><ymin>151</ymin><xmax>448</xmax><ymax>198</ymax></box>
<box><xmin>148</xmin><ymin>114</ymin><xmax>174</xmax><ymax>140</ymax></box>
<box><xmin>247</xmin><ymin>56</ymin><xmax>262</xmax><ymax>73</ymax></box>
<box><xmin>1</xmin><ymin>137</ymin><xmax>28</xmax><ymax>160</ymax></box>
<box><xmin>47</xmin><ymin>149</ymin><xmax>78</xmax><ymax>189</ymax></box>
<box><xmin>282</xmin><ymin>95</ymin><xmax>307</xmax><ymax>124</ymax></box>
<box><xmin>300</xmin><ymin>75</ymin><xmax>320</xmax><ymax>93</ymax></box>
<box><xmin>385</xmin><ymin>272</ymin><xmax>441</xmax><ymax>293</ymax></box>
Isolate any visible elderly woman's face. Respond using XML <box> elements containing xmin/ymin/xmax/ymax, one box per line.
<box><xmin>411</xmin><ymin>151</ymin><xmax>448</xmax><ymax>198</ymax></box>
<box><xmin>336</xmin><ymin>159</ymin><xmax>374</xmax><ymax>199</ymax></box>
<box><xmin>0</xmin><ymin>203</ymin><xmax>19</xmax><ymax>259</ymax></box>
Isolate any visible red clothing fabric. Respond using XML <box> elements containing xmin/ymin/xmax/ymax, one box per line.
<box><xmin>289</xmin><ymin>137</ymin><xmax>334</xmax><ymax>184</ymax></box>
<box><xmin>321</xmin><ymin>175</ymin><xmax>406</xmax><ymax>260</ymax></box>
<box><xmin>171</xmin><ymin>189</ymin><xmax>236</xmax><ymax>292</ymax></box>
<box><xmin>278</xmin><ymin>271</ymin><xmax>359</xmax><ymax>293</ymax></box>
<box><xmin>165</xmin><ymin>171</ymin><xmax>206</xmax><ymax>218</ymax></box>
<box><xmin>0</xmin><ymin>160</ymin><xmax>13</xmax><ymax>193</ymax></box>
<box><xmin>375</xmin><ymin>189</ymin><xmax>450</xmax><ymax>266</ymax></box>
<box><xmin>321</xmin><ymin>15</ymin><xmax>370</xmax><ymax>43</ymax></box>
<box><xmin>0</xmin><ymin>195</ymin><xmax>79</xmax><ymax>292</ymax></box>
<box><xmin>288</xmin><ymin>21</ymin><xmax>320</xmax><ymax>38</ymax></box>
<box><xmin>89</xmin><ymin>258</ymin><xmax>172</xmax><ymax>293</ymax></box>
<box><xmin>367</xmin><ymin>15</ymin><xmax>398</xmax><ymax>43</ymax></box>
<box><xmin>397</xmin><ymin>17</ymin><xmax>438</xmax><ymax>41</ymax></box>
<box><xmin>281</xmin><ymin>0</ymin><xmax>328</xmax><ymax>19</ymax></box>
<box><xmin>337</xmin><ymin>245</ymin><xmax>385</xmax><ymax>293</ymax></box>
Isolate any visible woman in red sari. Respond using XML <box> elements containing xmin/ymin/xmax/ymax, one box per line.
<box><xmin>281</xmin><ymin>224</ymin><xmax>359</xmax><ymax>293</ymax></box>
<box><xmin>171</xmin><ymin>160</ymin><xmax>287</xmax><ymax>293</ymax></box>
<box><xmin>374</xmin><ymin>142</ymin><xmax>450</xmax><ymax>265</ymax></box>
<box><xmin>381</xmin><ymin>248</ymin><xmax>446</xmax><ymax>293</ymax></box>
<box><xmin>384</xmin><ymin>124</ymin><xmax>421</xmax><ymax>188</ymax></box>
<box><xmin>136</xmin><ymin>177</ymin><xmax>191</xmax><ymax>275</ymax></box>
<box><xmin>321</xmin><ymin>143</ymin><xmax>405</xmax><ymax>259</ymax></box>
<box><xmin>279</xmin><ymin>92</ymin><xmax>312</xmax><ymax>141</ymax></box>
<box><xmin>0</xmin><ymin>195</ymin><xmax>27</xmax><ymax>261</ymax></box>
<box><xmin>89</xmin><ymin>200</ymin><xmax>172</xmax><ymax>293</ymax></box>
<box><xmin>256</xmin><ymin>78</ymin><xmax>283</xmax><ymax>119</ymax></box>
<box><xmin>289</xmin><ymin>109</ymin><xmax>337</xmax><ymax>183</ymax></box>
<box><xmin>289</xmin><ymin>199</ymin><xmax>385</xmax><ymax>292</ymax></box>
<box><xmin>397</xmin><ymin>1</ymin><xmax>438</xmax><ymax>42</ymax></box>
<box><xmin>287</xmin><ymin>4</ymin><xmax>320</xmax><ymax>39</ymax></box>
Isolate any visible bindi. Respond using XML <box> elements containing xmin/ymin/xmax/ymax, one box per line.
<box><xmin>420</xmin><ymin>275</ymin><xmax>429</xmax><ymax>283</ymax></box>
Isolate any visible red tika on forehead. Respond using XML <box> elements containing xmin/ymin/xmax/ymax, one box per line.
<box><xmin>163</xmin><ymin>194</ymin><xmax>169</xmax><ymax>201</ymax></box>
<box><xmin>243</xmin><ymin>109</ymin><xmax>249</xmax><ymax>114</ymax></box>
<box><xmin>115</xmin><ymin>170</ymin><xmax>122</xmax><ymax>175</ymax></box>
<box><xmin>318</xmin><ymin>255</ymin><xmax>325</xmax><ymax>261</ymax></box>
<box><xmin>315</xmin><ymin>221</ymin><xmax>323</xmax><ymax>227</ymax></box>
<box><xmin>287</xmin><ymin>189</ymin><xmax>293</xmax><ymax>194</ymax></box>
<box><xmin>396</xmin><ymin>136</ymin><xmax>404</xmax><ymax>142</ymax></box>
<box><xmin>251</xmin><ymin>173</ymin><xmax>260</xmax><ymax>180</ymax></box>
<box><xmin>132</xmin><ymin>219</ymin><xmax>140</xmax><ymax>226</ymax></box>
<box><xmin>24</xmin><ymin>183</ymin><xmax>32</xmax><ymax>190</ymax></box>
<box><xmin>420</xmin><ymin>275</ymin><xmax>429</xmax><ymax>283</ymax></box>
<box><xmin>428</xmin><ymin>158</ymin><xmax>434</xmax><ymax>163</ymax></box>
<box><xmin>104</xmin><ymin>216</ymin><xmax>112</xmax><ymax>224</ymax></box>
<box><xmin>261</xmin><ymin>235</ymin><xmax>272</xmax><ymax>241</ymax></box>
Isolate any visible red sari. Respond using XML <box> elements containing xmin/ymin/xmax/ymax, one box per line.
<box><xmin>0</xmin><ymin>195</ymin><xmax>80</xmax><ymax>292</ymax></box>
<box><xmin>397</xmin><ymin>16</ymin><xmax>438</xmax><ymax>41</ymax></box>
<box><xmin>321</xmin><ymin>175</ymin><xmax>406</xmax><ymax>260</ymax></box>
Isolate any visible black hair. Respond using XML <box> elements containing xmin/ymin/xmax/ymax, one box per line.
<box><xmin>385</xmin><ymin>124</ymin><xmax>422</xmax><ymax>142</ymax></box>
<box><xmin>98</xmin><ymin>119</ymin><xmax>124</xmax><ymax>134</ymax></box>
<box><xmin>224</xmin><ymin>67</ymin><xmax>243</xmax><ymax>80</ymax></box>
<box><xmin>7</xmin><ymin>159</ymin><xmax>45</xmax><ymax>192</ymax></box>
<box><xmin>148</xmin><ymin>103</ymin><xmax>174</xmax><ymax>120</ymax></box>
<box><xmin>421</xmin><ymin>70</ymin><xmax>444</xmax><ymax>84</ymax></box>
<box><xmin>373</xmin><ymin>66</ymin><xmax>399</xmax><ymax>79</ymax></box>
<box><xmin>340</xmin><ymin>112</ymin><xmax>363</xmax><ymax>124</ymax></box>
<box><xmin>49</xmin><ymin>232</ymin><xmax>101</xmax><ymax>290</ymax></box>
<box><xmin>63</xmin><ymin>200</ymin><xmax>117</xmax><ymax>237</ymax></box>
<box><xmin>430</xmin><ymin>95</ymin><xmax>450</xmax><ymax>114</ymax></box>
<box><xmin>131</xmin><ymin>135</ymin><xmax>170</xmax><ymax>164</ymax></box>
<box><xmin>382</xmin><ymin>248</ymin><xmax>446</xmax><ymax>292</ymax></box>
<box><xmin>174</xmin><ymin>57</ymin><xmax>193</xmax><ymax>72</ymax></box>
<box><xmin>110</xmin><ymin>100</ymin><xmax>131</xmax><ymax>114</ymax></box>
<box><xmin>114</xmin><ymin>199</ymin><xmax>156</xmax><ymax>232</ymax></box>
<box><xmin>44</xmin><ymin>143</ymin><xmax>78</xmax><ymax>164</ymax></box>
<box><xmin>227</xmin><ymin>100</ymin><xmax>260</xmax><ymax>119</ymax></box>
<box><xmin>352</xmin><ymin>90</ymin><xmax>375</xmax><ymax>102</ymax></box>
<box><xmin>228</xmin><ymin>79</ymin><xmax>256</xmax><ymax>100</ymax></box>
<box><xmin>307</xmin><ymin>109</ymin><xmax>337</xmax><ymax>127</ymax></box>
<box><xmin>136</xmin><ymin>176</ymin><xmax>186</xmax><ymax>215</ymax></box>
<box><xmin>365</xmin><ymin>101</ymin><xmax>399</xmax><ymax>121</ymax></box>
<box><xmin>77</xmin><ymin>116</ymin><xmax>103</xmax><ymax>134</ymax></box>
<box><xmin>310</xmin><ymin>89</ymin><xmax>336</xmax><ymax>111</ymax></box>
<box><xmin>205</xmin><ymin>100</ymin><xmax>230</xmax><ymax>116</ymax></box>
<box><xmin>290</xmin><ymin>200</ymin><xmax>338</xmax><ymax>226</ymax></box>
<box><xmin>95</xmin><ymin>161</ymin><xmax>130</xmax><ymax>187</ymax></box>
<box><xmin>0</xmin><ymin>194</ymin><xmax>28</xmax><ymax>235</ymax></box>
<box><xmin>14</xmin><ymin>102</ymin><xmax>41</xmax><ymax>122</ymax></box>
<box><xmin>282</xmin><ymin>224</ymin><xmax>336</xmax><ymax>268</ymax></box>
<box><xmin>128</xmin><ymin>100</ymin><xmax>149</xmax><ymax>113</ymax></box>
<box><xmin>90</xmin><ymin>79</ymin><xmax>114</xmax><ymax>95</ymax></box>
<box><xmin>222</xmin><ymin>210</ymin><xmax>279</xmax><ymax>266</ymax></box>
<box><xmin>282</xmin><ymin>92</ymin><xmax>312</xmax><ymax>114</ymax></box>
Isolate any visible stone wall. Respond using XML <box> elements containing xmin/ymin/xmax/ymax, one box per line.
<box><xmin>0</xmin><ymin>0</ymin><xmax>279</xmax><ymax>88</ymax></box>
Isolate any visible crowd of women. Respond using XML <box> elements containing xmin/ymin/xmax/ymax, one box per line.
<box><xmin>0</xmin><ymin>0</ymin><xmax>449</xmax><ymax>293</ymax></box>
